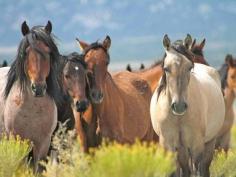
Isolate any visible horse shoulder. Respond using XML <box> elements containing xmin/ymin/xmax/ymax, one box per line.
<box><xmin>191</xmin><ymin>68</ymin><xmax>225</xmax><ymax>142</ymax></box>
<box><xmin>112</xmin><ymin>72</ymin><xmax>152</xmax><ymax>141</ymax></box>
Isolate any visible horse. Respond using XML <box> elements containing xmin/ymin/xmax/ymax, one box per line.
<box><xmin>0</xmin><ymin>21</ymin><xmax>61</xmax><ymax>171</ymax></box>
<box><xmin>0</xmin><ymin>60</ymin><xmax>8</xmax><ymax>67</ymax></box>
<box><xmin>216</xmin><ymin>54</ymin><xmax>236</xmax><ymax>151</ymax></box>
<box><xmin>190</xmin><ymin>38</ymin><xmax>209</xmax><ymax>65</ymax></box>
<box><xmin>59</xmin><ymin>52</ymin><xmax>100</xmax><ymax>152</ymax></box>
<box><xmin>126</xmin><ymin>63</ymin><xmax>145</xmax><ymax>72</ymax></box>
<box><xmin>76</xmin><ymin>36</ymin><xmax>155</xmax><ymax>143</ymax></box>
<box><xmin>150</xmin><ymin>34</ymin><xmax>225</xmax><ymax>177</ymax></box>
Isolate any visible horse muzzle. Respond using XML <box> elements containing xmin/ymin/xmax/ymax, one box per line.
<box><xmin>31</xmin><ymin>83</ymin><xmax>47</xmax><ymax>97</ymax></box>
<box><xmin>90</xmin><ymin>89</ymin><xmax>104</xmax><ymax>104</ymax></box>
<box><xmin>75</xmin><ymin>99</ymin><xmax>89</xmax><ymax>113</ymax></box>
<box><xmin>171</xmin><ymin>101</ymin><xmax>188</xmax><ymax>116</ymax></box>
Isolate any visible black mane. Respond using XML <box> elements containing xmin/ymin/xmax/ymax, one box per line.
<box><xmin>156</xmin><ymin>40</ymin><xmax>194</xmax><ymax>100</ymax></box>
<box><xmin>4</xmin><ymin>26</ymin><xmax>62</xmax><ymax>105</ymax></box>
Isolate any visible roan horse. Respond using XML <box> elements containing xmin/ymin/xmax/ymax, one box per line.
<box><xmin>217</xmin><ymin>54</ymin><xmax>236</xmax><ymax>151</ymax></box>
<box><xmin>59</xmin><ymin>52</ymin><xmax>100</xmax><ymax>152</ymax></box>
<box><xmin>150</xmin><ymin>34</ymin><xmax>225</xmax><ymax>177</ymax></box>
<box><xmin>0</xmin><ymin>21</ymin><xmax>61</xmax><ymax>171</ymax></box>
<box><xmin>76</xmin><ymin>36</ymin><xmax>155</xmax><ymax>143</ymax></box>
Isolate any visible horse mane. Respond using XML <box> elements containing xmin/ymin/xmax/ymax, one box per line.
<box><xmin>4</xmin><ymin>26</ymin><xmax>62</xmax><ymax>105</ymax></box>
<box><xmin>218</xmin><ymin>54</ymin><xmax>236</xmax><ymax>90</ymax></box>
<box><xmin>156</xmin><ymin>40</ymin><xmax>194</xmax><ymax>100</ymax></box>
<box><xmin>191</xmin><ymin>47</ymin><xmax>204</xmax><ymax>57</ymax></box>
<box><xmin>218</xmin><ymin>63</ymin><xmax>228</xmax><ymax>90</ymax></box>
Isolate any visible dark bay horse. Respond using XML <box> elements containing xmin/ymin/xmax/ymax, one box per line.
<box><xmin>0</xmin><ymin>21</ymin><xmax>61</xmax><ymax>171</ymax></box>
<box><xmin>76</xmin><ymin>36</ymin><xmax>155</xmax><ymax>143</ymax></box>
<box><xmin>190</xmin><ymin>38</ymin><xmax>209</xmax><ymax>65</ymax></box>
<box><xmin>58</xmin><ymin>52</ymin><xmax>100</xmax><ymax>152</ymax></box>
<box><xmin>217</xmin><ymin>54</ymin><xmax>236</xmax><ymax>151</ymax></box>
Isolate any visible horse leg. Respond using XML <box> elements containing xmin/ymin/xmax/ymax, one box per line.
<box><xmin>33</xmin><ymin>136</ymin><xmax>52</xmax><ymax>172</ymax></box>
<box><xmin>216</xmin><ymin>130</ymin><xmax>231</xmax><ymax>152</ymax></box>
<box><xmin>177</xmin><ymin>146</ymin><xmax>190</xmax><ymax>177</ymax></box>
<box><xmin>200</xmin><ymin>138</ymin><xmax>216</xmax><ymax>177</ymax></box>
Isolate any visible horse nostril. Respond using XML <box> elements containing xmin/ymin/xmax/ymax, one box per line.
<box><xmin>75</xmin><ymin>100</ymin><xmax>89</xmax><ymax>112</ymax></box>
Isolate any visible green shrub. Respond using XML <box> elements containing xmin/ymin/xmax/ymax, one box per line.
<box><xmin>43</xmin><ymin>141</ymin><xmax>175</xmax><ymax>177</ymax></box>
<box><xmin>0</xmin><ymin>134</ymin><xmax>32</xmax><ymax>177</ymax></box>
<box><xmin>210</xmin><ymin>150</ymin><xmax>236</xmax><ymax>177</ymax></box>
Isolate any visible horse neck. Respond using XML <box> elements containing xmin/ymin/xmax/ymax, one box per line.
<box><xmin>194</xmin><ymin>55</ymin><xmax>208</xmax><ymax>65</ymax></box>
<box><xmin>95</xmin><ymin>71</ymin><xmax>123</xmax><ymax>131</ymax></box>
<box><xmin>224</xmin><ymin>86</ymin><xmax>235</xmax><ymax>109</ymax></box>
<box><xmin>139</xmin><ymin>64</ymin><xmax>163</xmax><ymax>92</ymax></box>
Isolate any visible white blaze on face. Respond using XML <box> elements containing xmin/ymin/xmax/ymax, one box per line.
<box><xmin>75</xmin><ymin>66</ymin><xmax>79</xmax><ymax>71</ymax></box>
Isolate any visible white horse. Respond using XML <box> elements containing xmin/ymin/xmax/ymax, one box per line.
<box><xmin>150</xmin><ymin>34</ymin><xmax>225</xmax><ymax>177</ymax></box>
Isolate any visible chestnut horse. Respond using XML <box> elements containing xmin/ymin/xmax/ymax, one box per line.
<box><xmin>217</xmin><ymin>54</ymin><xmax>236</xmax><ymax>151</ymax></box>
<box><xmin>0</xmin><ymin>21</ymin><xmax>61</xmax><ymax>171</ymax></box>
<box><xmin>150</xmin><ymin>34</ymin><xmax>225</xmax><ymax>177</ymax></box>
<box><xmin>59</xmin><ymin>52</ymin><xmax>100</xmax><ymax>152</ymax></box>
<box><xmin>76</xmin><ymin>36</ymin><xmax>154</xmax><ymax>143</ymax></box>
<box><xmin>126</xmin><ymin>38</ymin><xmax>208</xmax><ymax>94</ymax></box>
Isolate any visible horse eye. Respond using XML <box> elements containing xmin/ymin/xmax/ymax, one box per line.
<box><xmin>231</xmin><ymin>75</ymin><xmax>235</xmax><ymax>79</ymax></box>
<box><xmin>163</xmin><ymin>67</ymin><xmax>170</xmax><ymax>73</ymax></box>
<box><xmin>64</xmin><ymin>74</ymin><xmax>70</xmax><ymax>79</ymax></box>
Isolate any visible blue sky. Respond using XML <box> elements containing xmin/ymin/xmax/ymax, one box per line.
<box><xmin>0</xmin><ymin>0</ymin><xmax>236</xmax><ymax>69</ymax></box>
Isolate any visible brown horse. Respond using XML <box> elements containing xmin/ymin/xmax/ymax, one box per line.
<box><xmin>217</xmin><ymin>54</ymin><xmax>236</xmax><ymax>151</ymax></box>
<box><xmin>76</xmin><ymin>36</ymin><xmax>154</xmax><ymax>143</ymax></box>
<box><xmin>59</xmin><ymin>52</ymin><xmax>100</xmax><ymax>152</ymax></box>
<box><xmin>190</xmin><ymin>38</ymin><xmax>209</xmax><ymax>65</ymax></box>
<box><xmin>126</xmin><ymin>38</ymin><xmax>208</xmax><ymax>94</ymax></box>
<box><xmin>0</xmin><ymin>21</ymin><xmax>61</xmax><ymax>171</ymax></box>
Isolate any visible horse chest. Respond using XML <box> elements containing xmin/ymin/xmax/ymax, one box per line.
<box><xmin>4</xmin><ymin>91</ymin><xmax>57</xmax><ymax>139</ymax></box>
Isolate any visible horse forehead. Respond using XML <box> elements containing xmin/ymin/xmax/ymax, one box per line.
<box><xmin>165</xmin><ymin>52</ymin><xmax>182</xmax><ymax>66</ymax></box>
<box><xmin>35</xmin><ymin>40</ymin><xmax>50</xmax><ymax>53</ymax></box>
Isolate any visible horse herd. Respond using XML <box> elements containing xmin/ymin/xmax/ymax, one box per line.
<box><xmin>0</xmin><ymin>21</ymin><xmax>234</xmax><ymax>177</ymax></box>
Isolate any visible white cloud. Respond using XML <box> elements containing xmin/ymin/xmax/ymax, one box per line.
<box><xmin>198</xmin><ymin>3</ymin><xmax>212</xmax><ymax>15</ymax></box>
<box><xmin>95</xmin><ymin>0</ymin><xmax>106</xmax><ymax>5</ymax></box>
<box><xmin>149</xmin><ymin>0</ymin><xmax>174</xmax><ymax>13</ymax></box>
<box><xmin>68</xmin><ymin>10</ymin><xmax>122</xmax><ymax>32</ymax></box>
<box><xmin>80</xmin><ymin>0</ymin><xmax>88</xmax><ymax>5</ymax></box>
<box><xmin>121</xmin><ymin>35</ymin><xmax>160</xmax><ymax>45</ymax></box>
<box><xmin>0</xmin><ymin>46</ymin><xmax>17</xmax><ymax>55</ymax></box>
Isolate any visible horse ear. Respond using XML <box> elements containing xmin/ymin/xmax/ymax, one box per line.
<box><xmin>199</xmin><ymin>38</ymin><xmax>206</xmax><ymax>49</ymax></box>
<box><xmin>184</xmin><ymin>34</ymin><xmax>192</xmax><ymax>49</ymax></box>
<box><xmin>163</xmin><ymin>34</ymin><xmax>171</xmax><ymax>50</ymax></box>
<box><xmin>45</xmin><ymin>21</ymin><xmax>52</xmax><ymax>34</ymax></box>
<box><xmin>103</xmin><ymin>35</ymin><xmax>111</xmax><ymax>50</ymax></box>
<box><xmin>126</xmin><ymin>64</ymin><xmax>132</xmax><ymax>72</ymax></box>
<box><xmin>76</xmin><ymin>38</ymin><xmax>89</xmax><ymax>51</ymax></box>
<box><xmin>226</xmin><ymin>54</ymin><xmax>233</xmax><ymax>67</ymax></box>
<box><xmin>191</xmin><ymin>38</ymin><xmax>196</xmax><ymax>49</ymax></box>
<box><xmin>21</xmin><ymin>21</ymin><xmax>30</xmax><ymax>36</ymax></box>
